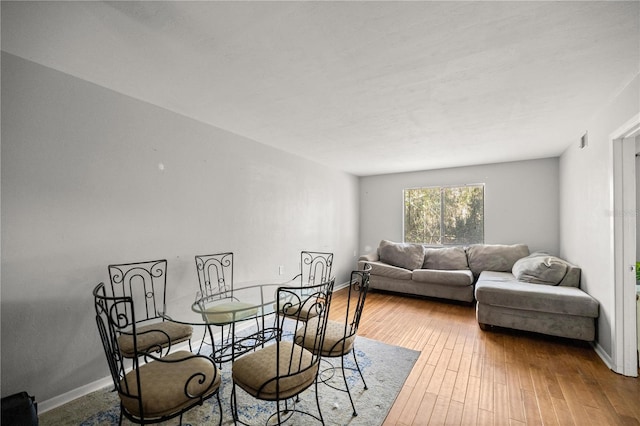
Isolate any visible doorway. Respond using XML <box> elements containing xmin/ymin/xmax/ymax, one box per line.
<box><xmin>636</xmin><ymin>146</ymin><xmax>640</xmax><ymax>368</ymax></box>
<box><xmin>611</xmin><ymin>116</ymin><xmax>640</xmax><ymax>377</ymax></box>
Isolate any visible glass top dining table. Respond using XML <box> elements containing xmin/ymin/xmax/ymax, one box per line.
<box><xmin>160</xmin><ymin>280</ymin><xmax>299</xmax><ymax>364</ymax></box>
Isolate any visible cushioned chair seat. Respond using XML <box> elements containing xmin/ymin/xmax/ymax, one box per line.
<box><xmin>412</xmin><ymin>269</ymin><xmax>474</xmax><ymax>286</ymax></box>
<box><xmin>119</xmin><ymin>350</ymin><xmax>221</xmax><ymax>418</ymax></box>
<box><xmin>276</xmin><ymin>296</ymin><xmax>323</xmax><ymax>321</ymax></box>
<box><xmin>201</xmin><ymin>301</ymin><xmax>259</xmax><ymax>325</ymax></box>
<box><xmin>296</xmin><ymin>318</ymin><xmax>355</xmax><ymax>357</ymax></box>
<box><xmin>118</xmin><ymin>322</ymin><xmax>193</xmax><ymax>358</ymax></box>
<box><xmin>232</xmin><ymin>342</ymin><xmax>318</xmax><ymax>401</ymax></box>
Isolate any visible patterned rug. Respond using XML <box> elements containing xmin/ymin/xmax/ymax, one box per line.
<box><xmin>39</xmin><ymin>336</ymin><xmax>419</xmax><ymax>425</ymax></box>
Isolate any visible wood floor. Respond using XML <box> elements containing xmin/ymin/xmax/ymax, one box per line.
<box><xmin>330</xmin><ymin>288</ymin><xmax>640</xmax><ymax>426</ymax></box>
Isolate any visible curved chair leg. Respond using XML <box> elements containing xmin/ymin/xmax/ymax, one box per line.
<box><xmin>231</xmin><ymin>382</ymin><xmax>239</xmax><ymax>423</ymax></box>
<box><xmin>341</xmin><ymin>356</ymin><xmax>358</xmax><ymax>417</ymax></box>
<box><xmin>215</xmin><ymin>391</ymin><xmax>223</xmax><ymax>426</ymax></box>
<box><xmin>197</xmin><ymin>326</ymin><xmax>208</xmax><ymax>354</ymax></box>
<box><xmin>314</xmin><ymin>376</ymin><xmax>325</xmax><ymax>425</ymax></box>
<box><xmin>352</xmin><ymin>348</ymin><xmax>368</xmax><ymax>390</ymax></box>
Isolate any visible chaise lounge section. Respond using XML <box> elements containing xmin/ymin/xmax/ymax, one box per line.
<box><xmin>475</xmin><ymin>253</ymin><xmax>599</xmax><ymax>341</ymax></box>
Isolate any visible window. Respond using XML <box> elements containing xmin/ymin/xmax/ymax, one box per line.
<box><xmin>403</xmin><ymin>184</ymin><xmax>484</xmax><ymax>245</ymax></box>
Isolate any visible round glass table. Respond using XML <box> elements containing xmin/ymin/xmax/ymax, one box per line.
<box><xmin>160</xmin><ymin>280</ymin><xmax>299</xmax><ymax>364</ymax></box>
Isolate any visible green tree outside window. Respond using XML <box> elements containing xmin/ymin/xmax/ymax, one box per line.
<box><xmin>404</xmin><ymin>185</ymin><xmax>484</xmax><ymax>245</ymax></box>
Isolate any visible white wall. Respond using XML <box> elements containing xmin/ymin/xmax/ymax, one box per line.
<box><xmin>559</xmin><ymin>74</ymin><xmax>640</xmax><ymax>358</ymax></box>
<box><xmin>0</xmin><ymin>53</ymin><xmax>360</xmax><ymax>403</ymax></box>
<box><xmin>359</xmin><ymin>158</ymin><xmax>560</xmax><ymax>255</ymax></box>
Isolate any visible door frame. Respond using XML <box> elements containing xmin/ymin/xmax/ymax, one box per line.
<box><xmin>611</xmin><ymin>113</ymin><xmax>640</xmax><ymax>377</ymax></box>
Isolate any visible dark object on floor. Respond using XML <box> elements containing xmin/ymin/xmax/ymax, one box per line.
<box><xmin>1</xmin><ymin>391</ymin><xmax>38</xmax><ymax>426</ymax></box>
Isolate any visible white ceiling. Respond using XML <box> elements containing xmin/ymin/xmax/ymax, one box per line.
<box><xmin>2</xmin><ymin>1</ymin><xmax>639</xmax><ymax>176</ymax></box>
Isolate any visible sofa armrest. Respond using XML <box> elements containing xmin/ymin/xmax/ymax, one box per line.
<box><xmin>359</xmin><ymin>252</ymin><xmax>379</xmax><ymax>262</ymax></box>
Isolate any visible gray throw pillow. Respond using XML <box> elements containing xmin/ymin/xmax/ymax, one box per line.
<box><xmin>512</xmin><ymin>253</ymin><xmax>569</xmax><ymax>285</ymax></box>
<box><xmin>378</xmin><ymin>240</ymin><xmax>425</xmax><ymax>271</ymax></box>
<box><xmin>423</xmin><ymin>247</ymin><xmax>469</xmax><ymax>270</ymax></box>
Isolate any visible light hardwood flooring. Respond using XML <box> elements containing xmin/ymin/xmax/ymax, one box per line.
<box><xmin>330</xmin><ymin>288</ymin><xmax>640</xmax><ymax>426</ymax></box>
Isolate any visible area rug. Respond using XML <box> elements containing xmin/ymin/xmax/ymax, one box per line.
<box><xmin>39</xmin><ymin>336</ymin><xmax>419</xmax><ymax>426</ymax></box>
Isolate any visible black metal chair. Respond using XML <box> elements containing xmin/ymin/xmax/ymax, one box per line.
<box><xmin>280</xmin><ymin>251</ymin><xmax>334</xmax><ymax>326</ymax></box>
<box><xmin>291</xmin><ymin>251</ymin><xmax>334</xmax><ymax>286</ymax></box>
<box><xmin>93</xmin><ymin>282</ymin><xmax>222</xmax><ymax>425</ymax></box>
<box><xmin>231</xmin><ymin>279</ymin><xmax>335</xmax><ymax>425</ymax></box>
<box><xmin>195</xmin><ymin>252</ymin><xmax>259</xmax><ymax>363</ymax></box>
<box><xmin>107</xmin><ymin>259</ymin><xmax>193</xmax><ymax>358</ymax></box>
<box><xmin>195</xmin><ymin>252</ymin><xmax>234</xmax><ymax>298</ymax></box>
<box><xmin>295</xmin><ymin>264</ymin><xmax>372</xmax><ymax>417</ymax></box>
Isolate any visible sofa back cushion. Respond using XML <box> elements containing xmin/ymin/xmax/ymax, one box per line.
<box><xmin>423</xmin><ymin>247</ymin><xmax>469</xmax><ymax>270</ymax></box>
<box><xmin>466</xmin><ymin>244</ymin><xmax>529</xmax><ymax>276</ymax></box>
<box><xmin>378</xmin><ymin>240</ymin><xmax>425</xmax><ymax>271</ymax></box>
<box><xmin>512</xmin><ymin>253</ymin><xmax>569</xmax><ymax>285</ymax></box>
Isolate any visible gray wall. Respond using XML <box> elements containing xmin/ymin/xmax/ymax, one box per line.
<box><xmin>1</xmin><ymin>53</ymin><xmax>360</xmax><ymax>403</ymax></box>
<box><xmin>359</xmin><ymin>158</ymin><xmax>560</xmax><ymax>256</ymax></box>
<box><xmin>559</xmin><ymin>74</ymin><xmax>640</xmax><ymax>358</ymax></box>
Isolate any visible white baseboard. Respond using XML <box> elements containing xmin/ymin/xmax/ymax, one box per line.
<box><xmin>40</xmin><ymin>280</ymin><xmax>350</xmax><ymax>414</ymax></box>
<box><xmin>334</xmin><ymin>279</ymin><xmax>350</xmax><ymax>291</ymax></box>
<box><xmin>593</xmin><ymin>340</ymin><xmax>614</xmax><ymax>371</ymax></box>
<box><xmin>38</xmin><ymin>376</ymin><xmax>113</xmax><ymax>414</ymax></box>
<box><xmin>39</xmin><ymin>339</ymin><xmax>194</xmax><ymax>414</ymax></box>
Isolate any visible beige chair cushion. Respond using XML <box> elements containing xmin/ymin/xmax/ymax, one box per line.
<box><xmin>118</xmin><ymin>322</ymin><xmax>193</xmax><ymax>358</ymax></box>
<box><xmin>232</xmin><ymin>342</ymin><xmax>318</xmax><ymax>401</ymax></box>
<box><xmin>276</xmin><ymin>296</ymin><xmax>322</xmax><ymax>321</ymax></box>
<box><xmin>119</xmin><ymin>350</ymin><xmax>221</xmax><ymax>419</ymax></box>
<box><xmin>202</xmin><ymin>301</ymin><xmax>259</xmax><ymax>325</ymax></box>
<box><xmin>296</xmin><ymin>318</ymin><xmax>355</xmax><ymax>357</ymax></box>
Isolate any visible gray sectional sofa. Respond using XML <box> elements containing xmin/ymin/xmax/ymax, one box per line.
<box><xmin>358</xmin><ymin>240</ymin><xmax>599</xmax><ymax>341</ymax></box>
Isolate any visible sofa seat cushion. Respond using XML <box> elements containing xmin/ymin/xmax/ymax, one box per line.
<box><xmin>466</xmin><ymin>244</ymin><xmax>529</xmax><ymax>276</ymax></box>
<box><xmin>412</xmin><ymin>269</ymin><xmax>473</xmax><ymax>287</ymax></box>
<box><xmin>378</xmin><ymin>240</ymin><xmax>425</xmax><ymax>270</ymax></box>
<box><xmin>423</xmin><ymin>247</ymin><xmax>469</xmax><ymax>270</ymax></box>
<box><xmin>475</xmin><ymin>272</ymin><xmax>599</xmax><ymax>318</ymax></box>
<box><xmin>368</xmin><ymin>261</ymin><xmax>412</xmax><ymax>280</ymax></box>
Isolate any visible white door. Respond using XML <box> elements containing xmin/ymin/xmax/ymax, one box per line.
<box><xmin>611</xmin><ymin>117</ymin><xmax>639</xmax><ymax>377</ymax></box>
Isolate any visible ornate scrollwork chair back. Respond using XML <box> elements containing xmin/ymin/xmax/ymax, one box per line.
<box><xmin>107</xmin><ymin>259</ymin><xmax>193</xmax><ymax>358</ymax></box>
<box><xmin>293</xmin><ymin>251</ymin><xmax>334</xmax><ymax>286</ymax></box>
<box><xmin>93</xmin><ymin>283</ymin><xmax>222</xmax><ymax>425</ymax></box>
<box><xmin>296</xmin><ymin>264</ymin><xmax>372</xmax><ymax>417</ymax></box>
<box><xmin>231</xmin><ymin>279</ymin><xmax>335</xmax><ymax>425</ymax></box>
<box><xmin>195</xmin><ymin>252</ymin><xmax>234</xmax><ymax>299</ymax></box>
